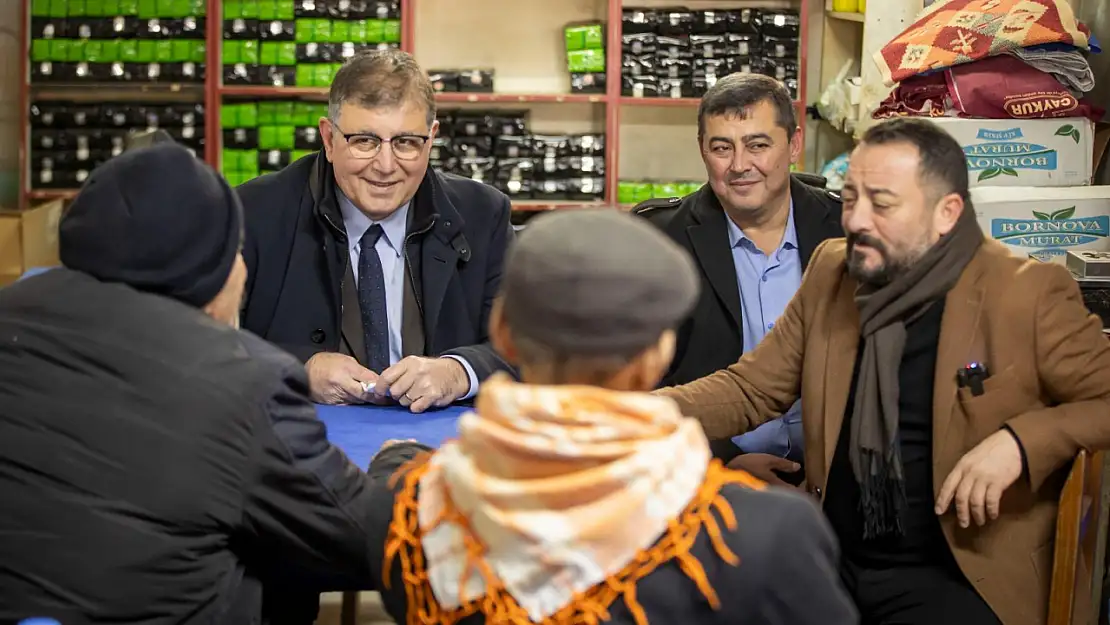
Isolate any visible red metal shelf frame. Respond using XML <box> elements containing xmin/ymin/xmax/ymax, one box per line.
<box><xmin>19</xmin><ymin>0</ymin><xmax>811</xmax><ymax>210</ymax></box>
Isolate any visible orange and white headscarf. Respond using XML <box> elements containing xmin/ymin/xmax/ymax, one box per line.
<box><xmin>416</xmin><ymin>373</ymin><xmax>712</xmax><ymax>622</ymax></box>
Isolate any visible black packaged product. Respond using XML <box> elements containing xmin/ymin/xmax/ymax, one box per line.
<box><xmin>762</xmin><ymin>58</ymin><xmax>799</xmax><ymax>82</ymax></box>
<box><xmin>430</xmin><ymin>137</ymin><xmax>455</xmax><ymax>162</ymax></box>
<box><xmin>783</xmin><ymin>77</ymin><xmax>799</xmax><ymax>100</ymax></box>
<box><xmin>224</xmin><ymin>15</ymin><xmax>258</xmax><ymax>37</ymax></box>
<box><xmin>763</xmin><ymin>36</ymin><xmax>800</xmax><ymax>60</ymax></box>
<box><xmin>690</xmin><ymin>35</ymin><xmax>729</xmax><ymax>59</ymax></box>
<box><xmin>437</xmin><ymin>109</ymin><xmax>457</xmax><ymax>130</ymax></box>
<box><xmin>294</xmin><ymin>126</ymin><xmax>322</xmax><ymax>150</ymax></box>
<box><xmin>458</xmin><ymin>69</ymin><xmax>495</xmax><ymax>93</ymax></box>
<box><xmin>428</xmin><ymin>70</ymin><xmax>460</xmax><ymax>92</ymax></box>
<box><xmin>728</xmin><ymin>57</ymin><xmax>761</xmax><ymax>76</ymax></box>
<box><xmin>259</xmin><ymin>149</ymin><xmax>292</xmax><ymax>172</ymax></box>
<box><xmin>727</xmin><ymin>8</ymin><xmax>762</xmax><ymax>35</ymax></box>
<box><xmin>30</xmin><ymin>17</ymin><xmax>67</xmax><ymax>38</ymax></box>
<box><xmin>372</xmin><ymin>0</ymin><xmax>402</xmax><ymax>19</ymax></box>
<box><xmin>622</xmin><ymin>74</ymin><xmax>660</xmax><ymax>98</ymax></box>
<box><xmin>457</xmin><ymin>157</ymin><xmax>497</xmax><ymax>184</ymax></box>
<box><xmin>533</xmin><ymin>178</ymin><xmax>568</xmax><ymax>201</ymax></box>
<box><xmin>655</xmin><ymin>35</ymin><xmax>692</xmax><ymax>59</ymax></box>
<box><xmin>224</xmin><ymin>127</ymin><xmax>259</xmax><ymax>149</ymax></box>
<box><xmin>453</xmin><ymin>112</ymin><xmax>494</xmax><ymax>137</ymax></box>
<box><xmin>261</xmin><ymin>65</ymin><xmax>297</xmax><ymax>87</ymax></box>
<box><xmin>294</xmin><ymin>0</ymin><xmax>328</xmax><ymax>17</ymax></box>
<box><xmin>531</xmin><ymin>135</ymin><xmax>570</xmax><ymax>160</ymax></box>
<box><xmin>491</xmin><ymin>111</ymin><xmax>528</xmax><ymax>136</ymax></box>
<box><xmin>728</xmin><ymin>33</ymin><xmax>760</xmax><ymax>58</ymax></box>
<box><xmin>297</xmin><ymin>42</ymin><xmax>340</xmax><ymax>63</ymax></box>
<box><xmin>622</xmin><ymin>33</ymin><xmax>657</xmax><ymax>56</ymax></box>
<box><xmin>655</xmin><ymin>57</ymin><xmax>692</xmax><ymax>80</ymax></box>
<box><xmin>656</xmin><ymin>7</ymin><xmax>695</xmax><ymax>36</ymax></box>
<box><xmin>495</xmin><ymin>135</ymin><xmax>531</xmax><ymax>159</ymax></box>
<box><xmin>693</xmin><ymin>57</ymin><xmax>731</xmax><ymax>81</ymax></box>
<box><xmin>494</xmin><ymin>157</ymin><xmax>535</xmax><ymax>198</ymax></box>
<box><xmin>621</xmin><ymin>8</ymin><xmax>657</xmax><ymax>35</ymax></box>
<box><xmin>563</xmin><ymin>155</ymin><xmax>605</xmax><ymax>176</ymax></box>
<box><xmin>259</xmin><ymin>20</ymin><xmax>297</xmax><ymax>40</ymax></box>
<box><xmin>622</xmin><ymin>55</ymin><xmax>656</xmax><ymax>78</ymax></box>
<box><xmin>453</xmin><ymin>136</ymin><xmax>495</xmax><ymax>159</ymax></box>
<box><xmin>762</xmin><ymin>10</ymin><xmax>802</xmax><ymax>38</ymax></box>
<box><xmin>570</xmin><ymin>72</ymin><xmax>606</xmax><ymax>94</ymax></box>
<box><xmin>566</xmin><ymin>176</ymin><xmax>605</xmax><ymax>201</ymax></box>
<box><xmin>693</xmin><ymin>10</ymin><xmax>729</xmax><ymax>34</ymax></box>
<box><xmin>659</xmin><ymin>77</ymin><xmax>696</xmax><ymax>99</ymax></box>
<box><xmin>567</xmin><ymin>133</ymin><xmax>604</xmax><ymax>156</ymax></box>
<box><xmin>224</xmin><ymin>63</ymin><xmax>254</xmax><ymax>85</ymax></box>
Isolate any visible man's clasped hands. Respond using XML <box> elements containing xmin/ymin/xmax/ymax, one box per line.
<box><xmin>305</xmin><ymin>352</ymin><xmax>471</xmax><ymax>413</ymax></box>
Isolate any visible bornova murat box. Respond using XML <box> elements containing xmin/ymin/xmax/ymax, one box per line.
<box><xmin>928</xmin><ymin>117</ymin><xmax>1094</xmax><ymax>188</ymax></box>
<box><xmin>969</xmin><ymin>186</ymin><xmax>1110</xmax><ymax>262</ymax></box>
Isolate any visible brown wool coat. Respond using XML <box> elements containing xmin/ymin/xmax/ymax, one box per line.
<box><xmin>660</xmin><ymin>237</ymin><xmax>1110</xmax><ymax>625</ymax></box>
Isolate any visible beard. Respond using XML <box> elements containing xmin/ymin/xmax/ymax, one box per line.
<box><xmin>846</xmin><ymin>233</ymin><xmax>906</xmax><ymax>286</ymax></box>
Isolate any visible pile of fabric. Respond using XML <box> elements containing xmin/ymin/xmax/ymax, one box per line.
<box><xmin>873</xmin><ymin>0</ymin><xmax>1103</xmax><ymax>123</ymax></box>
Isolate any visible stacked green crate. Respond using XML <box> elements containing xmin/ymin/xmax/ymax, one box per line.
<box><xmin>29</xmin><ymin>0</ymin><xmax>207</xmax><ymax>83</ymax></box>
<box><xmin>221</xmin><ymin>100</ymin><xmax>326</xmax><ymax>186</ymax></box>
<box><xmin>617</xmin><ymin>180</ymin><xmax>703</xmax><ymax>204</ymax></box>
<box><xmin>564</xmin><ymin>22</ymin><xmax>605</xmax><ymax>94</ymax></box>
<box><xmin>222</xmin><ymin>0</ymin><xmax>401</xmax><ymax>87</ymax></box>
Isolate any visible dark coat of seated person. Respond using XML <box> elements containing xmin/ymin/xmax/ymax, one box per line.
<box><xmin>0</xmin><ymin>143</ymin><xmax>387</xmax><ymax>625</ymax></box>
<box><xmin>235</xmin><ymin>49</ymin><xmax>514</xmax><ymax>412</ymax></box>
<box><xmin>364</xmin><ymin>209</ymin><xmax>859</xmax><ymax>625</ymax></box>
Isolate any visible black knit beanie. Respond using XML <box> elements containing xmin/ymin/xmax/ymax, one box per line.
<box><xmin>59</xmin><ymin>142</ymin><xmax>243</xmax><ymax>308</ymax></box>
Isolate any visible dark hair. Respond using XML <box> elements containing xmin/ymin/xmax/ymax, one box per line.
<box><xmin>860</xmin><ymin>118</ymin><xmax>971</xmax><ymax>203</ymax></box>
<box><xmin>328</xmin><ymin>49</ymin><xmax>436</xmax><ymax>127</ymax></box>
<box><xmin>697</xmin><ymin>73</ymin><xmax>797</xmax><ymax>138</ymax></box>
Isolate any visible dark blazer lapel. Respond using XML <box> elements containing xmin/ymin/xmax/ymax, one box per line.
<box><xmin>792</xmin><ymin>178</ymin><xmax>844</xmax><ymax>269</ymax></box>
<box><xmin>415</xmin><ymin>171</ymin><xmax>470</xmax><ymax>349</ymax></box>
<box><xmin>687</xmin><ymin>187</ymin><xmax>743</xmax><ymax>328</ymax></box>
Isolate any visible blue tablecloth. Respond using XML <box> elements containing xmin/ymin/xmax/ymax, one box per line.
<box><xmin>316</xmin><ymin>403</ymin><xmax>468</xmax><ymax>467</ymax></box>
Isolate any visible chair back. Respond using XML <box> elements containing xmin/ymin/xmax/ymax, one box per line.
<box><xmin>1048</xmin><ymin>449</ymin><xmax>1106</xmax><ymax>625</ymax></box>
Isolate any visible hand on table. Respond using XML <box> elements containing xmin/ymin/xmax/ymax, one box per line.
<box><xmin>727</xmin><ymin>453</ymin><xmax>802</xmax><ymax>488</ymax></box>
<box><xmin>372</xmin><ymin>356</ymin><xmax>469</xmax><ymax>413</ymax></box>
<box><xmin>305</xmin><ymin>352</ymin><xmax>379</xmax><ymax>405</ymax></box>
<box><xmin>935</xmin><ymin>429</ymin><xmax>1024</xmax><ymax>528</ymax></box>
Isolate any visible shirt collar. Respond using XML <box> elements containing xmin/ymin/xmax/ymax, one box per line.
<box><xmin>726</xmin><ymin>199</ymin><xmax>798</xmax><ymax>252</ymax></box>
<box><xmin>336</xmin><ymin>188</ymin><xmax>409</xmax><ymax>257</ymax></box>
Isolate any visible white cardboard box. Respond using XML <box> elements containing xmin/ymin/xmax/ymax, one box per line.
<box><xmin>970</xmin><ymin>186</ymin><xmax>1110</xmax><ymax>261</ymax></box>
<box><xmin>929</xmin><ymin>117</ymin><xmax>1094</xmax><ymax>188</ymax></box>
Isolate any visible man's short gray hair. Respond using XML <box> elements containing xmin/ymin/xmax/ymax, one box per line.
<box><xmin>327</xmin><ymin>49</ymin><xmax>436</xmax><ymax>127</ymax></box>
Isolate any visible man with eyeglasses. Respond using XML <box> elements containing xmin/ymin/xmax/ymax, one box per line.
<box><xmin>237</xmin><ymin>50</ymin><xmax>514</xmax><ymax>414</ymax></box>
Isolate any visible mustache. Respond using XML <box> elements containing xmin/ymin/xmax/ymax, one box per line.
<box><xmin>847</xmin><ymin>233</ymin><xmax>888</xmax><ymax>255</ymax></box>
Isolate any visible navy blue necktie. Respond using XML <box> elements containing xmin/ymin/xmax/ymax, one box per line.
<box><xmin>358</xmin><ymin>225</ymin><xmax>390</xmax><ymax>373</ymax></box>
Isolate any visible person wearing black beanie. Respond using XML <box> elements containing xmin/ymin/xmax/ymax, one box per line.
<box><xmin>59</xmin><ymin>141</ymin><xmax>245</xmax><ymax>320</ymax></box>
<box><xmin>0</xmin><ymin>143</ymin><xmax>392</xmax><ymax>625</ymax></box>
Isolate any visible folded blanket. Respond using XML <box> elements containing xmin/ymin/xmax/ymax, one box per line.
<box><xmin>1007</xmin><ymin>44</ymin><xmax>1094</xmax><ymax>92</ymax></box>
<box><xmin>875</xmin><ymin>0</ymin><xmax>1089</xmax><ymax>86</ymax></box>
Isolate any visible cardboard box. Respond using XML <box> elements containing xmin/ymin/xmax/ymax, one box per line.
<box><xmin>0</xmin><ymin>199</ymin><xmax>64</xmax><ymax>286</ymax></box>
<box><xmin>970</xmin><ymin>186</ymin><xmax>1110</xmax><ymax>262</ymax></box>
<box><xmin>929</xmin><ymin>117</ymin><xmax>1094</xmax><ymax>188</ymax></box>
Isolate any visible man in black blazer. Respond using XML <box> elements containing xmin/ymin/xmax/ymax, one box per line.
<box><xmin>636</xmin><ymin>74</ymin><xmax>843</xmax><ymax>481</ymax></box>
<box><xmin>238</xmin><ymin>50</ymin><xmax>513</xmax><ymax>413</ymax></box>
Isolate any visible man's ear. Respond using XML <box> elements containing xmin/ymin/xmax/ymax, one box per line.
<box><xmin>488</xmin><ymin>298</ymin><xmax>518</xmax><ymax>365</ymax></box>
<box><xmin>934</xmin><ymin>192</ymin><xmax>965</xmax><ymax>236</ymax></box>
<box><xmin>789</xmin><ymin>126</ymin><xmax>803</xmax><ymax>165</ymax></box>
<box><xmin>319</xmin><ymin>117</ymin><xmax>335</xmax><ymax>163</ymax></box>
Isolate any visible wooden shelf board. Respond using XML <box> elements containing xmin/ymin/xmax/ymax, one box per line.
<box><xmin>219</xmin><ymin>87</ymin><xmax>606</xmax><ymax>105</ymax></box>
<box><xmin>510</xmin><ymin>201</ymin><xmax>610</xmax><ymax>212</ymax></box>
<box><xmin>435</xmin><ymin>93</ymin><xmax>607</xmax><ymax>104</ymax></box>
<box><xmin>26</xmin><ymin>189</ymin><xmax>79</xmax><ymax>200</ymax></box>
<box><xmin>827</xmin><ymin>10</ymin><xmax>865</xmax><ymax>22</ymax></box>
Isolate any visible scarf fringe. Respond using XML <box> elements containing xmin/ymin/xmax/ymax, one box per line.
<box><xmin>382</xmin><ymin>457</ymin><xmax>765</xmax><ymax>625</ymax></box>
<box><xmin>857</xmin><ymin>449</ymin><xmax>908</xmax><ymax>540</ymax></box>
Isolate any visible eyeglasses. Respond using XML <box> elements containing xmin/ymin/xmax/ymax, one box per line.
<box><xmin>331</xmin><ymin>121</ymin><xmax>430</xmax><ymax>161</ymax></box>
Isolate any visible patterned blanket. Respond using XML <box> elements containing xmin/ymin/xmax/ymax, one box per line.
<box><xmin>874</xmin><ymin>0</ymin><xmax>1089</xmax><ymax>87</ymax></box>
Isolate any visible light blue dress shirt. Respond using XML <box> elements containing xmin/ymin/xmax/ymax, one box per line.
<box><xmin>337</xmin><ymin>191</ymin><xmax>478</xmax><ymax>398</ymax></box>
<box><xmin>727</xmin><ymin>204</ymin><xmax>805</xmax><ymax>462</ymax></box>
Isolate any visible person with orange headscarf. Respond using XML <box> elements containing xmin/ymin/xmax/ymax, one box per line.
<box><xmin>363</xmin><ymin>209</ymin><xmax>858</xmax><ymax>625</ymax></box>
